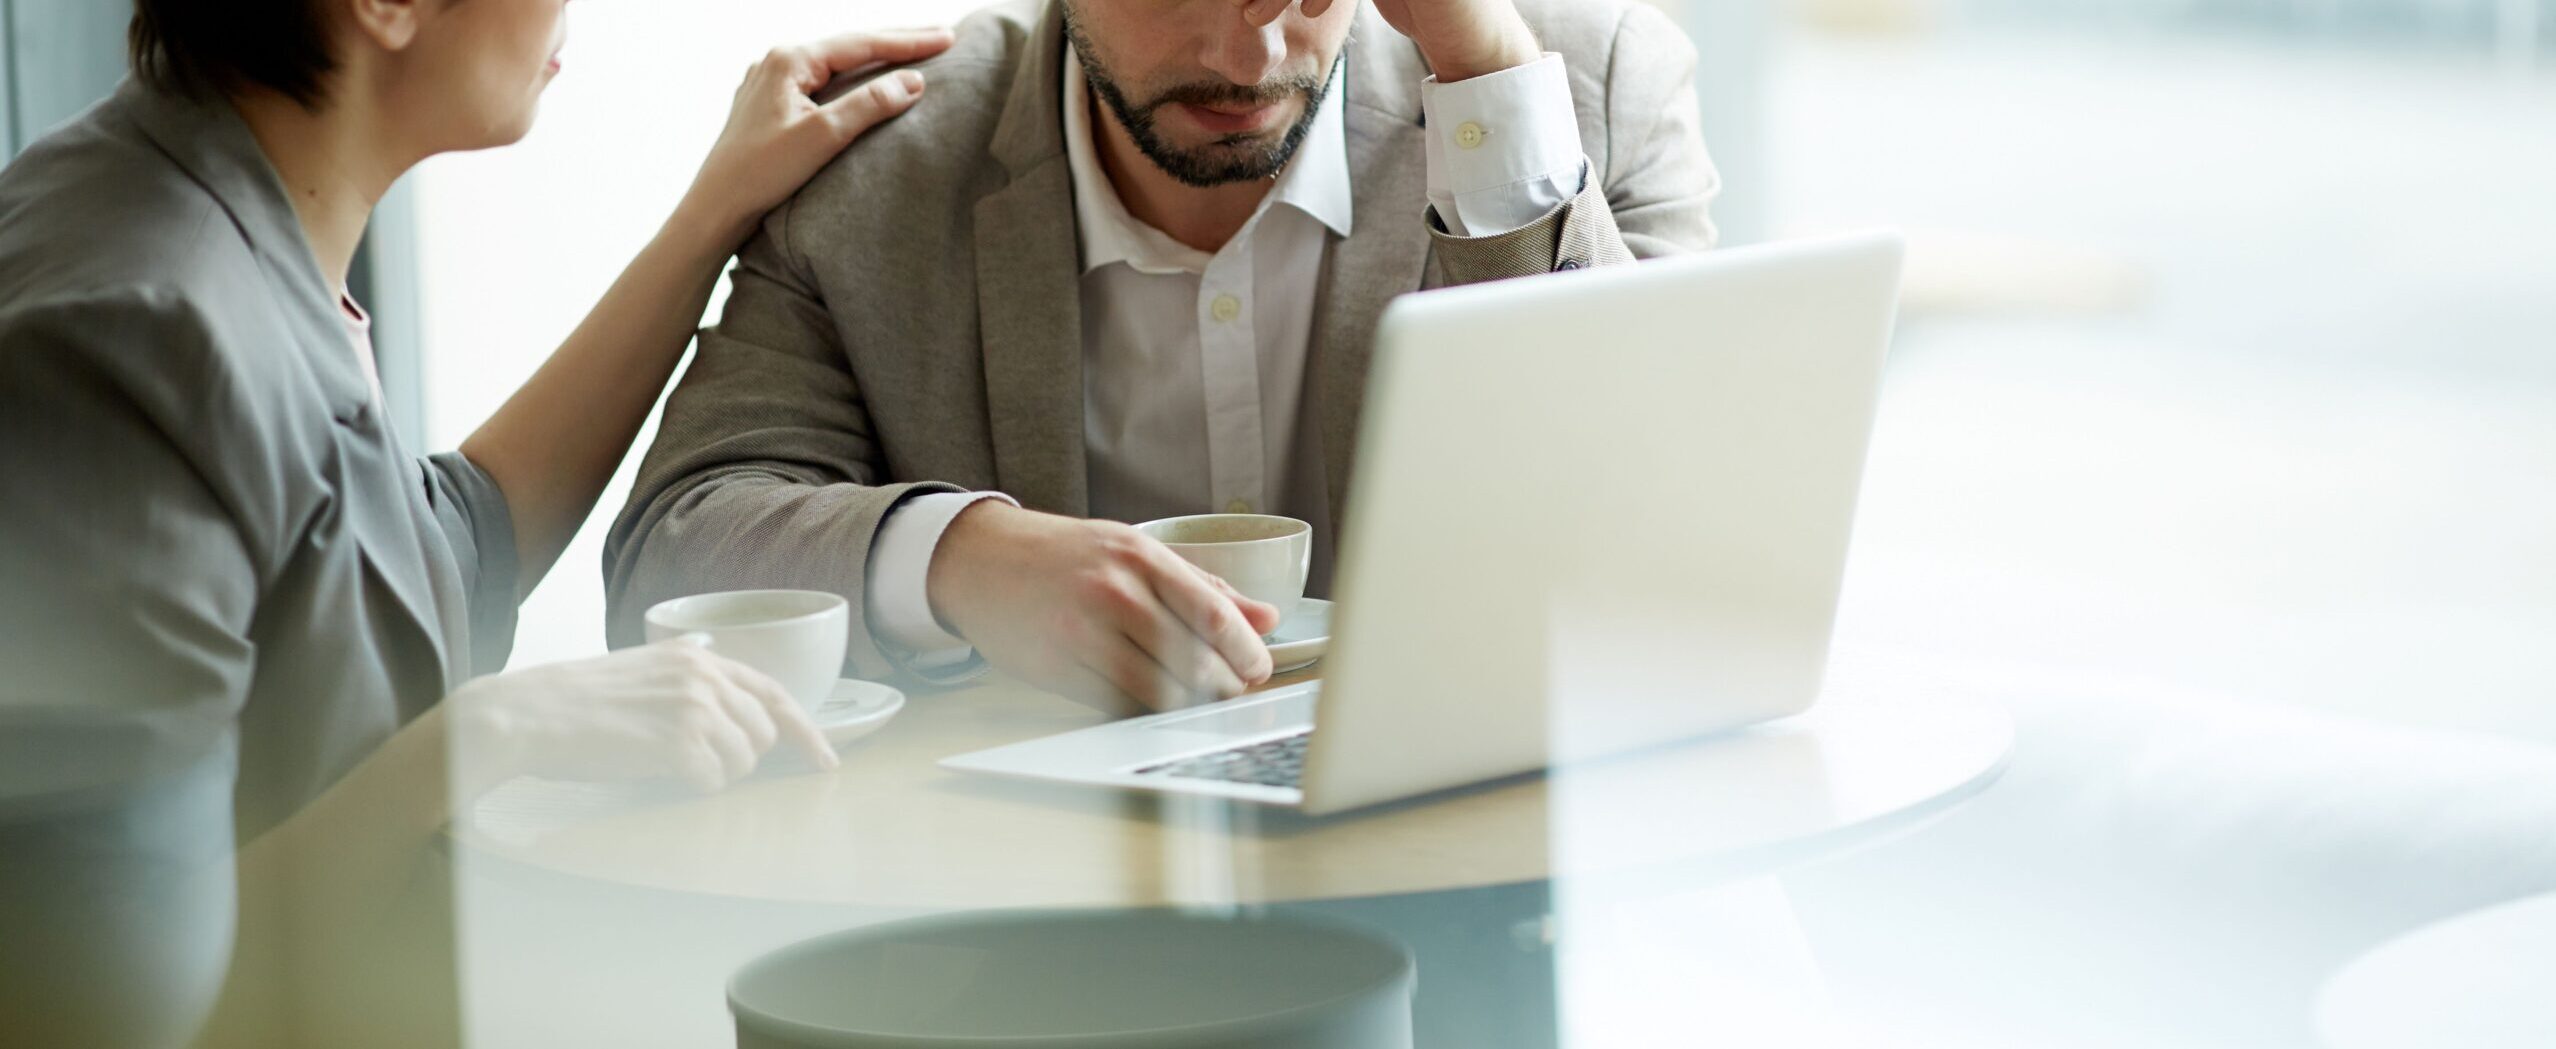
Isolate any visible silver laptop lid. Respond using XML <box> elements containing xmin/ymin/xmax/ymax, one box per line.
<box><xmin>1299</xmin><ymin>232</ymin><xmax>1906</xmax><ymax>815</ymax></box>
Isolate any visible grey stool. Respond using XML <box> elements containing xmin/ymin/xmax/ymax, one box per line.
<box><xmin>730</xmin><ymin>910</ymin><xmax>1415</xmax><ymax>1049</ymax></box>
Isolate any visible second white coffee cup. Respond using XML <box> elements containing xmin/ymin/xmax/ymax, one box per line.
<box><xmin>644</xmin><ymin>590</ymin><xmax>848</xmax><ymax>712</ymax></box>
<box><xmin>1134</xmin><ymin>514</ymin><xmax>1312</xmax><ymax>626</ymax></box>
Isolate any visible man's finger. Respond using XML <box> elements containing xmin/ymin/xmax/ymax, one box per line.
<box><xmin>1056</xmin><ymin>656</ymin><xmax>1149</xmax><ymax>718</ymax></box>
<box><xmin>796</xmin><ymin>28</ymin><xmax>956</xmax><ymax>89</ymax></box>
<box><xmin>1147</xmin><ymin>550</ymin><xmax>1275</xmax><ymax>683</ymax></box>
<box><xmin>1126</xmin><ymin>589</ymin><xmax>1249</xmax><ymax>702</ymax></box>
<box><xmin>1187</xmin><ymin>563</ymin><xmax>1284</xmax><ymax>639</ymax></box>
<box><xmin>1301</xmin><ymin>0</ymin><xmax>1340</xmax><ymax>17</ymax></box>
<box><xmin>1241</xmin><ymin>0</ymin><xmax>1294</xmax><ymax>27</ymax></box>
<box><xmin>1090</xmin><ymin>632</ymin><xmax>1210</xmax><ymax>713</ymax></box>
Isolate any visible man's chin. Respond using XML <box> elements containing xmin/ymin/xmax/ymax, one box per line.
<box><xmin>1142</xmin><ymin>145</ymin><xmax>1289</xmax><ymax>187</ymax></box>
<box><xmin>1169</xmin><ymin>133</ymin><xmax>1287</xmax><ymax>160</ymax></box>
<box><xmin>1119</xmin><ymin>90</ymin><xmax>1322</xmax><ymax>186</ymax></box>
<box><xmin>1164</xmin><ymin>98</ymin><xmax>1296</xmax><ymax>138</ymax></box>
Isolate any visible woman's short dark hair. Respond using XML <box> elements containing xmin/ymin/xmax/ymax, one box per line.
<box><xmin>129</xmin><ymin>0</ymin><xmax>336</xmax><ymax>108</ymax></box>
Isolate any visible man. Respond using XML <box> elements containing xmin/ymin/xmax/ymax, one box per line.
<box><xmin>607</xmin><ymin>0</ymin><xmax>1717</xmax><ymax>712</ymax></box>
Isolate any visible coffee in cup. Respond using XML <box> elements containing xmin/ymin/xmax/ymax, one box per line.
<box><xmin>1134</xmin><ymin>514</ymin><xmax>1312</xmax><ymax>626</ymax></box>
<box><xmin>643</xmin><ymin>590</ymin><xmax>849</xmax><ymax>712</ymax></box>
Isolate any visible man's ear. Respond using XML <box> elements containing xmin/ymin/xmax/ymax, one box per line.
<box><xmin>344</xmin><ymin>0</ymin><xmax>426</xmax><ymax>52</ymax></box>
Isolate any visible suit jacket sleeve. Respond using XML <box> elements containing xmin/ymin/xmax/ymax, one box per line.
<box><xmin>603</xmin><ymin>201</ymin><xmax>960</xmax><ymax>679</ymax></box>
<box><xmin>1427</xmin><ymin>3</ymin><xmax>1721</xmax><ymax>286</ymax></box>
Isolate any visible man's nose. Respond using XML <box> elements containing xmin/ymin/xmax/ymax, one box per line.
<box><xmin>1200</xmin><ymin>3</ymin><xmax>1288</xmax><ymax>87</ymax></box>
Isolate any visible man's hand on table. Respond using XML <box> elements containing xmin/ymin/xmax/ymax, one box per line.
<box><xmin>927</xmin><ymin>501</ymin><xmax>1282</xmax><ymax>714</ymax></box>
<box><xmin>1261</xmin><ymin>0</ymin><xmax>1543</xmax><ymax>82</ymax></box>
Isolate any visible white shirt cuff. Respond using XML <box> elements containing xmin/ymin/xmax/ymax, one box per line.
<box><xmin>1421</xmin><ymin>53</ymin><xmax>1589</xmax><ymax>238</ymax></box>
<box><xmin>868</xmin><ymin>491</ymin><xmax>1017</xmax><ymax>667</ymax></box>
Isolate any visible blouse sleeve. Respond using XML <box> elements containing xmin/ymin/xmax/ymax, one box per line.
<box><xmin>421</xmin><ymin>451</ymin><xmax>521</xmax><ymax>679</ymax></box>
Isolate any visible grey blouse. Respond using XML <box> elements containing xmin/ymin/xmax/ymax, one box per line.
<box><xmin>0</xmin><ymin>80</ymin><xmax>520</xmax><ymax>844</ymax></box>
<box><xmin>0</xmin><ymin>79</ymin><xmax>524</xmax><ymax>1043</ymax></box>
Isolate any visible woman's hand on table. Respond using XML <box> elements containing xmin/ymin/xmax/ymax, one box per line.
<box><xmin>445</xmin><ymin>638</ymin><xmax>838</xmax><ymax>797</ymax></box>
<box><xmin>675</xmin><ymin>27</ymin><xmax>956</xmax><ymax>246</ymax></box>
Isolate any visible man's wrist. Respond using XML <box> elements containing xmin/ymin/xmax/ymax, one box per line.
<box><xmin>922</xmin><ymin>498</ymin><xmax>1009</xmax><ymax>639</ymax></box>
<box><xmin>872</xmin><ymin>492</ymin><xmax>1013</xmax><ymax>657</ymax></box>
<box><xmin>1423</xmin><ymin>17</ymin><xmax>1542</xmax><ymax>83</ymax></box>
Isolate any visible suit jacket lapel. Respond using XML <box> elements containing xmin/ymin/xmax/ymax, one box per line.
<box><xmin>120</xmin><ymin>80</ymin><xmax>461</xmax><ymax>686</ymax></box>
<box><xmin>976</xmin><ymin>2</ymin><xmax>1089</xmax><ymax>516</ymax></box>
<box><xmin>1315</xmin><ymin>19</ymin><xmax>1437</xmax><ymax>523</ymax></box>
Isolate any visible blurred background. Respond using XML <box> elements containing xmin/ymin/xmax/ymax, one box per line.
<box><xmin>380</xmin><ymin>0</ymin><xmax>2556</xmax><ymax>743</ymax></box>
<box><xmin>2</xmin><ymin>0</ymin><xmax>2549</xmax><ymax>1045</ymax></box>
<box><xmin>14</xmin><ymin>0</ymin><xmax>2537</xmax><ymax>736</ymax></box>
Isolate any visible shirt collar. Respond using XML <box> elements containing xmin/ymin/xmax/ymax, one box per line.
<box><xmin>1062</xmin><ymin>47</ymin><xmax>1353</xmax><ymax>277</ymax></box>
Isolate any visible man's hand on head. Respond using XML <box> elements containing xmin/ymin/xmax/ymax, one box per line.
<box><xmin>1249</xmin><ymin>0</ymin><xmax>1541</xmax><ymax>83</ymax></box>
<box><xmin>925</xmin><ymin>501</ymin><xmax>1283</xmax><ymax>715</ymax></box>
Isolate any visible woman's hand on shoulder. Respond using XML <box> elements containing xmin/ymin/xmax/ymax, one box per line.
<box><xmin>445</xmin><ymin>636</ymin><xmax>839</xmax><ymax>796</ymax></box>
<box><xmin>678</xmin><ymin>28</ymin><xmax>956</xmax><ymax>246</ymax></box>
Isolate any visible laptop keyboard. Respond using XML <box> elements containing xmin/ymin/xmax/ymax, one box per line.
<box><xmin>1137</xmin><ymin>732</ymin><xmax>1312</xmax><ymax>789</ymax></box>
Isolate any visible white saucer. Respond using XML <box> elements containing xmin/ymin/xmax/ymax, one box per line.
<box><xmin>1268</xmin><ymin>598</ymin><xmax>1332</xmax><ymax>674</ymax></box>
<box><xmin>813</xmin><ymin>679</ymin><xmax>906</xmax><ymax>746</ymax></box>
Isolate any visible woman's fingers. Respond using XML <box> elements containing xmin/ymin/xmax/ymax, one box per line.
<box><xmin>676</xmin><ymin>737</ymin><xmax>731</xmax><ymax>794</ymax></box>
<box><xmin>724</xmin><ymin>662</ymin><xmax>840</xmax><ymax>771</ymax></box>
<box><xmin>708</xmin><ymin>673</ymin><xmax>780</xmax><ymax>755</ymax></box>
<box><xmin>795</xmin><ymin>27</ymin><xmax>955</xmax><ymax>87</ymax></box>
<box><xmin>819</xmin><ymin>70</ymin><xmax>926</xmax><ymax>142</ymax></box>
<box><xmin>691</xmin><ymin>699</ymin><xmax>760</xmax><ymax>787</ymax></box>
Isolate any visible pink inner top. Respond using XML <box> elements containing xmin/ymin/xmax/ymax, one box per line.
<box><xmin>338</xmin><ymin>291</ymin><xmax>385</xmax><ymax>407</ymax></box>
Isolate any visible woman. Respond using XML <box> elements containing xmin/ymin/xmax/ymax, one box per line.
<box><xmin>0</xmin><ymin>0</ymin><xmax>951</xmax><ymax>1043</ymax></box>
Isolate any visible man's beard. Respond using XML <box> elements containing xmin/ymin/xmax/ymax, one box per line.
<box><xmin>1065</xmin><ymin>12</ymin><xmax>1339</xmax><ymax>188</ymax></box>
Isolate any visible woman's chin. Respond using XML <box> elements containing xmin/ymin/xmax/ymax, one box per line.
<box><xmin>454</xmin><ymin>110</ymin><xmax>541</xmax><ymax>154</ymax></box>
<box><xmin>492</xmin><ymin>98</ymin><xmax>546</xmax><ymax>147</ymax></box>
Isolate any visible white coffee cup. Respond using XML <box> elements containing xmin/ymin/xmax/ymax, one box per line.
<box><xmin>1134</xmin><ymin>514</ymin><xmax>1312</xmax><ymax>626</ymax></box>
<box><xmin>644</xmin><ymin>590</ymin><xmax>849</xmax><ymax>712</ymax></box>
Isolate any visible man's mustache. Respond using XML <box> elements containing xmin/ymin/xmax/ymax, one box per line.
<box><xmin>1143</xmin><ymin>74</ymin><xmax>1325</xmax><ymax>113</ymax></box>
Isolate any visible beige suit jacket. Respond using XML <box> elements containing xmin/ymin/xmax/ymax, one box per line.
<box><xmin>607</xmin><ymin>0</ymin><xmax>1719</xmax><ymax>681</ymax></box>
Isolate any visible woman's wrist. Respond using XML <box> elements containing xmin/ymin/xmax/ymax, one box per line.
<box><xmin>664</xmin><ymin>190</ymin><xmax>763</xmax><ymax>261</ymax></box>
<box><xmin>437</xmin><ymin>682</ymin><xmax>528</xmax><ymax>807</ymax></box>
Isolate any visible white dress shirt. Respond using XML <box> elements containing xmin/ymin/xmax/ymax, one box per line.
<box><xmin>868</xmin><ymin>46</ymin><xmax>1590</xmax><ymax>663</ymax></box>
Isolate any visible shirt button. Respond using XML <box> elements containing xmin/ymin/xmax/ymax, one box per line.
<box><xmin>1210</xmin><ymin>293</ymin><xmax>1242</xmax><ymax>324</ymax></box>
<box><xmin>1454</xmin><ymin>121</ymin><xmax>1488</xmax><ymax>150</ymax></box>
<box><xmin>1225</xmin><ymin>498</ymin><xmax>1253</xmax><ymax>514</ymax></box>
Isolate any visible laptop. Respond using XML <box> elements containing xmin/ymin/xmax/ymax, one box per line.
<box><xmin>941</xmin><ymin>231</ymin><xmax>1905</xmax><ymax>816</ymax></box>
